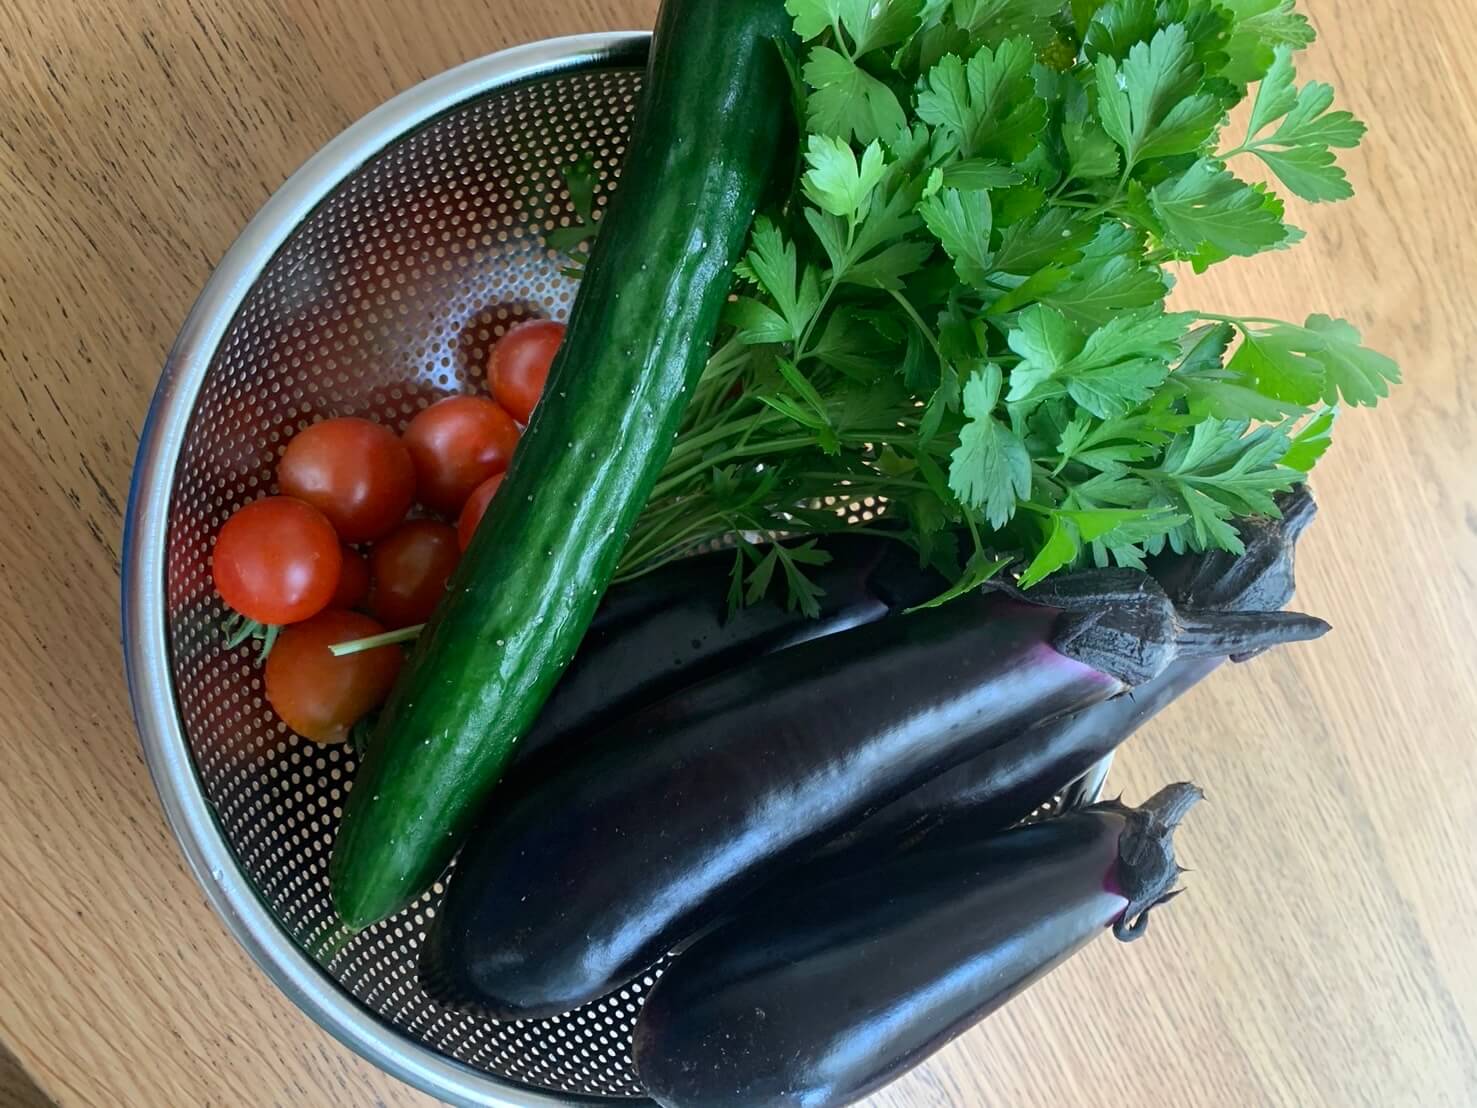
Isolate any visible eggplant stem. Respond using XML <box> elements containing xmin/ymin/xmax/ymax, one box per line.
<box><xmin>1108</xmin><ymin>782</ymin><xmax>1204</xmax><ymax>943</ymax></box>
<box><xmin>1137</xmin><ymin>781</ymin><xmax>1205</xmax><ymax>830</ymax></box>
<box><xmin>1173</xmin><ymin>609</ymin><xmax>1331</xmax><ymax>659</ymax></box>
<box><xmin>1277</xmin><ymin>483</ymin><xmax>1317</xmax><ymax>541</ymax></box>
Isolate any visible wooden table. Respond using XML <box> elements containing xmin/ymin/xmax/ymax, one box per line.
<box><xmin>2</xmin><ymin>1</ymin><xmax>1474</xmax><ymax>1105</ymax></box>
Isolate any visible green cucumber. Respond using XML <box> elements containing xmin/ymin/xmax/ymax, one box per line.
<box><xmin>331</xmin><ymin>0</ymin><xmax>796</xmax><ymax>929</ymax></box>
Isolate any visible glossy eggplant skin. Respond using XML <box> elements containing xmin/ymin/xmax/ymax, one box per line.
<box><xmin>848</xmin><ymin>487</ymin><xmax>1317</xmax><ymax>843</ymax></box>
<box><xmin>823</xmin><ymin>655</ymin><xmax>1218</xmax><ymax>861</ymax></box>
<box><xmin>422</xmin><ymin>593</ymin><xmax>1122</xmax><ymax>1019</ymax></box>
<box><xmin>508</xmin><ymin>534</ymin><xmax>943</xmax><ymax>774</ymax></box>
<box><xmin>634</xmin><ymin>790</ymin><xmax>1195</xmax><ymax>1108</ymax></box>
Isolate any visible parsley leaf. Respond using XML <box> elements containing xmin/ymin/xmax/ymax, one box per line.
<box><xmin>1158</xmin><ymin>418</ymin><xmax>1296</xmax><ymax>518</ymax></box>
<box><xmin>1232</xmin><ymin>46</ymin><xmax>1367</xmax><ymax>201</ymax></box>
<box><xmin>1228</xmin><ymin>314</ymin><xmax>1400</xmax><ymax>407</ymax></box>
<box><xmin>916</xmin><ymin>40</ymin><xmax>1046</xmax><ymax>161</ymax></box>
<box><xmin>1007</xmin><ymin>305</ymin><xmax>1192</xmax><ymax>418</ymax></box>
<box><xmin>1282</xmin><ymin>407</ymin><xmax>1336</xmax><ymax>472</ymax></box>
<box><xmin>1095</xmin><ymin>25</ymin><xmax>1227</xmax><ymax>168</ymax></box>
<box><xmin>919</xmin><ymin>187</ymin><xmax>995</xmax><ymax>287</ymax></box>
<box><xmin>908</xmin><ymin>551</ymin><xmax>1013</xmax><ymax>611</ymax></box>
<box><xmin>952</xmin><ymin>0</ymin><xmax>1063</xmax><ymax>42</ymax></box>
<box><xmin>949</xmin><ymin>364</ymin><xmax>1033</xmax><ymax>527</ymax></box>
<box><xmin>1063</xmin><ymin>109</ymin><xmax>1123</xmax><ymax>180</ymax></box>
<box><xmin>942</xmin><ymin>159</ymin><xmax>1026</xmax><ymax>189</ymax></box>
<box><xmin>786</xmin><ymin>0</ymin><xmax>924</xmax><ymax>55</ymax></box>
<box><xmin>1221</xmin><ymin>0</ymin><xmax>1316</xmax><ymax>85</ymax></box>
<box><xmin>1019</xmin><ymin>513</ymin><xmax>1083</xmax><ymax>586</ymax></box>
<box><xmin>1042</xmin><ymin>223</ymin><xmax>1170</xmax><ymax>328</ymax></box>
<box><xmin>1172</xmin><ymin>322</ymin><xmax>1306</xmax><ymax>420</ymax></box>
<box><xmin>734</xmin><ymin>218</ymin><xmax>822</xmax><ymax>341</ymax></box>
<box><xmin>804</xmin><ymin>47</ymin><xmax>909</xmax><ymax>144</ymax></box>
<box><xmin>1006</xmin><ymin>304</ymin><xmax>1086</xmax><ymax>401</ymax></box>
<box><xmin>1083</xmin><ymin>0</ymin><xmax>1156</xmax><ymax>61</ymax></box>
<box><xmin>802</xmin><ymin>135</ymin><xmax>889</xmax><ymax>217</ymax></box>
<box><xmin>992</xmin><ymin>206</ymin><xmax>1097</xmax><ymax>275</ymax></box>
<box><xmin>1150</xmin><ymin>158</ymin><xmax>1295</xmax><ymax>261</ymax></box>
<box><xmin>727</xmin><ymin>296</ymin><xmax>796</xmax><ymax>345</ymax></box>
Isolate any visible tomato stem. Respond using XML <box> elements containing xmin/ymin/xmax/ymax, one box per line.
<box><xmin>330</xmin><ymin>625</ymin><xmax>425</xmax><ymax>657</ymax></box>
<box><xmin>223</xmin><ymin>612</ymin><xmax>281</xmax><ymax>660</ymax></box>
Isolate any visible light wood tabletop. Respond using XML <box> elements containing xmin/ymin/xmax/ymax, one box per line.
<box><xmin>2</xmin><ymin>1</ymin><xmax>1474</xmax><ymax>1105</ymax></box>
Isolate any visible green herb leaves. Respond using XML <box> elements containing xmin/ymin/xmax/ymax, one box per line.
<box><xmin>617</xmin><ymin>0</ymin><xmax>1397</xmax><ymax>609</ymax></box>
<box><xmin>950</xmin><ymin>364</ymin><xmax>1032</xmax><ymax>527</ymax></box>
<box><xmin>1006</xmin><ymin>305</ymin><xmax>1194</xmax><ymax>418</ymax></box>
<box><xmin>1096</xmin><ymin>25</ymin><xmax>1226</xmax><ymax>168</ymax></box>
<box><xmin>917</xmin><ymin>41</ymin><xmax>1046</xmax><ymax>161</ymax></box>
<box><xmin>801</xmin><ymin>135</ymin><xmax>888</xmax><ymax>216</ymax></box>
<box><xmin>1228</xmin><ymin>314</ymin><xmax>1401</xmax><ymax>407</ymax></box>
<box><xmin>1150</xmin><ymin>159</ymin><xmax>1295</xmax><ymax>260</ymax></box>
<box><xmin>786</xmin><ymin>0</ymin><xmax>924</xmax><ymax>55</ymax></box>
<box><xmin>1230</xmin><ymin>46</ymin><xmax>1367</xmax><ymax>201</ymax></box>
<box><xmin>919</xmin><ymin>187</ymin><xmax>994</xmax><ymax>285</ymax></box>
<box><xmin>804</xmin><ymin>48</ymin><xmax>908</xmax><ymax>143</ymax></box>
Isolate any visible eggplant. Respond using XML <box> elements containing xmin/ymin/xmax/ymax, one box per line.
<box><xmin>422</xmin><ymin>572</ymin><xmax>1320</xmax><ymax>1018</ymax></box>
<box><xmin>845</xmin><ymin>485</ymin><xmax>1318</xmax><ymax>844</ymax></box>
<box><xmin>508</xmin><ymin>532</ymin><xmax>943</xmax><ymax>775</ymax></box>
<box><xmin>633</xmin><ymin>784</ymin><xmax>1203</xmax><ymax>1108</ymax></box>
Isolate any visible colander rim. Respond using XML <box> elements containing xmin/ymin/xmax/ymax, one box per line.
<box><xmin>122</xmin><ymin>31</ymin><xmax>655</xmax><ymax>1108</ymax></box>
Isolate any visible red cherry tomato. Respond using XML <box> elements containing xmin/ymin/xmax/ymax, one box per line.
<box><xmin>368</xmin><ymin>520</ymin><xmax>461</xmax><ymax>628</ymax></box>
<box><xmin>264</xmin><ymin>611</ymin><xmax>403</xmax><ymax>744</ymax></box>
<box><xmin>278</xmin><ymin>417</ymin><xmax>415</xmax><ymax>543</ymax></box>
<box><xmin>490</xmin><ymin>319</ymin><xmax>565</xmax><ymax>424</ymax></box>
<box><xmin>331</xmin><ymin>547</ymin><xmax>371</xmax><ymax>610</ymax></box>
<box><xmin>457</xmin><ymin>473</ymin><xmax>505</xmax><ymax>551</ymax></box>
<box><xmin>402</xmin><ymin>397</ymin><xmax>521</xmax><ymax>516</ymax></box>
<box><xmin>213</xmin><ymin>497</ymin><xmax>342</xmax><ymax>625</ymax></box>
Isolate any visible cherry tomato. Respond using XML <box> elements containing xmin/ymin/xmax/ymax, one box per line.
<box><xmin>213</xmin><ymin>497</ymin><xmax>342</xmax><ymax>625</ymax></box>
<box><xmin>489</xmin><ymin>319</ymin><xmax>565</xmax><ymax>424</ymax></box>
<box><xmin>402</xmin><ymin>396</ymin><xmax>521</xmax><ymax>516</ymax></box>
<box><xmin>264</xmin><ymin>611</ymin><xmax>403</xmax><ymax>744</ymax></box>
<box><xmin>369</xmin><ymin>520</ymin><xmax>461</xmax><ymax>628</ymax></box>
<box><xmin>331</xmin><ymin>547</ymin><xmax>371</xmax><ymax>610</ymax></box>
<box><xmin>457</xmin><ymin>473</ymin><xmax>505</xmax><ymax>551</ymax></box>
<box><xmin>277</xmin><ymin>417</ymin><xmax>415</xmax><ymax>542</ymax></box>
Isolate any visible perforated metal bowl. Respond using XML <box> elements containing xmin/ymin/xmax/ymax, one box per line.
<box><xmin>123</xmin><ymin>34</ymin><xmax>1108</xmax><ymax>1107</ymax></box>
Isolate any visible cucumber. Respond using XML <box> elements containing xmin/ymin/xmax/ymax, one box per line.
<box><xmin>331</xmin><ymin>0</ymin><xmax>797</xmax><ymax>929</ymax></box>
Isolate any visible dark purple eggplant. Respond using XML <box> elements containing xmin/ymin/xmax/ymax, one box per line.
<box><xmin>633</xmin><ymin>784</ymin><xmax>1202</xmax><ymax>1108</ymax></box>
<box><xmin>844</xmin><ymin>485</ymin><xmax>1318</xmax><ymax>844</ymax></box>
<box><xmin>509</xmin><ymin>531</ymin><xmax>943</xmax><ymax>774</ymax></box>
<box><xmin>422</xmin><ymin>573</ymin><xmax>1319</xmax><ymax>1018</ymax></box>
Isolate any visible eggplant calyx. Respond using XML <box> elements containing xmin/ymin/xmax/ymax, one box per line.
<box><xmin>1012</xmin><ymin>568</ymin><xmax>1179</xmax><ymax>687</ymax></box>
<box><xmin>1017</xmin><ymin>568</ymin><xmax>1329</xmax><ymax>687</ymax></box>
<box><xmin>1153</xmin><ymin>483</ymin><xmax>1318</xmax><ymax>618</ymax></box>
<box><xmin>1106</xmin><ymin>782</ymin><xmax>1204</xmax><ymax>943</ymax></box>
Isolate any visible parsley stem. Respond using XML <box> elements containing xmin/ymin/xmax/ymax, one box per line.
<box><xmin>663</xmin><ymin>410</ymin><xmax>781</xmax><ymax>469</ymax></box>
<box><xmin>1217</xmin><ymin>141</ymin><xmax>1261</xmax><ymax>160</ymax></box>
<box><xmin>617</xmin><ymin>509</ymin><xmax>730</xmax><ymax>579</ymax></box>
<box><xmin>797</xmin><ymin>224</ymin><xmax>854</xmax><ymax>361</ymax></box>
<box><xmin>887</xmin><ymin>289</ymin><xmax>944</xmax><ymax>362</ymax></box>
<box><xmin>1194</xmin><ymin>312</ymin><xmax>1289</xmax><ymax>329</ymax></box>
<box><xmin>650</xmin><ymin>428</ymin><xmax>922</xmax><ymax>503</ymax></box>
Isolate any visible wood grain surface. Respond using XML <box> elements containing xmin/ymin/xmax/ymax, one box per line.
<box><xmin>1</xmin><ymin>1</ymin><xmax>1474</xmax><ymax>1105</ymax></box>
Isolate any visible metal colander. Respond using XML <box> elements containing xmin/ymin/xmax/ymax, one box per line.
<box><xmin>123</xmin><ymin>33</ymin><xmax>1106</xmax><ymax>1107</ymax></box>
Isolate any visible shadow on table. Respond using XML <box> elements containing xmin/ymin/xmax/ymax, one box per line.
<box><xmin>0</xmin><ymin>1040</ymin><xmax>53</xmax><ymax>1108</ymax></box>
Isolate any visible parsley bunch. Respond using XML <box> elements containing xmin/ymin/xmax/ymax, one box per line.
<box><xmin>613</xmin><ymin>0</ymin><xmax>1397</xmax><ymax>612</ymax></box>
